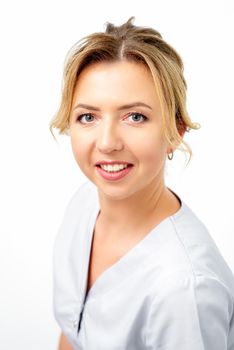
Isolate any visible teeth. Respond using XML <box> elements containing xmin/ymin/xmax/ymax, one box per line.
<box><xmin>100</xmin><ymin>164</ymin><xmax>128</xmax><ymax>172</ymax></box>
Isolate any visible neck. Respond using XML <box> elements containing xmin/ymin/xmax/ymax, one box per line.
<box><xmin>95</xmin><ymin>177</ymin><xmax>176</xmax><ymax>240</ymax></box>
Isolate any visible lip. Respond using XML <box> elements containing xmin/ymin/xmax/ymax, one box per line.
<box><xmin>95</xmin><ymin>163</ymin><xmax>134</xmax><ymax>181</ymax></box>
<box><xmin>95</xmin><ymin>160</ymin><xmax>133</xmax><ymax>166</ymax></box>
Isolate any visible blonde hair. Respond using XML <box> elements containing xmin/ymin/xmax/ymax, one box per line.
<box><xmin>49</xmin><ymin>16</ymin><xmax>200</xmax><ymax>163</ymax></box>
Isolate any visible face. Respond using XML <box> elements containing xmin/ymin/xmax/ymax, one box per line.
<box><xmin>69</xmin><ymin>60</ymin><xmax>170</xmax><ymax>200</ymax></box>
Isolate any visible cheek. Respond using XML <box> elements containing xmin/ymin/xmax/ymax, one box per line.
<box><xmin>70</xmin><ymin>133</ymin><xmax>86</xmax><ymax>162</ymax></box>
<box><xmin>131</xmin><ymin>131</ymin><xmax>167</xmax><ymax>164</ymax></box>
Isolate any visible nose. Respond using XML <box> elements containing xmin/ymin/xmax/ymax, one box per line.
<box><xmin>96</xmin><ymin>119</ymin><xmax>123</xmax><ymax>154</ymax></box>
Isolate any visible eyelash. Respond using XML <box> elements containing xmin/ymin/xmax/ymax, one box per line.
<box><xmin>76</xmin><ymin>112</ymin><xmax>148</xmax><ymax>124</ymax></box>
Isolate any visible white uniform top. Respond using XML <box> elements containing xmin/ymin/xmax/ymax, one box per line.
<box><xmin>53</xmin><ymin>180</ymin><xmax>234</xmax><ymax>350</ymax></box>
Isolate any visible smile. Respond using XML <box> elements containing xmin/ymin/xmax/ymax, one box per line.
<box><xmin>95</xmin><ymin>164</ymin><xmax>134</xmax><ymax>181</ymax></box>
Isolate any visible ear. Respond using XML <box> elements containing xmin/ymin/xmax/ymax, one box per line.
<box><xmin>179</xmin><ymin>128</ymin><xmax>185</xmax><ymax>139</ymax></box>
<box><xmin>166</xmin><ymin>127</ymin><xmax>185</xmax><ymax>155</ymax></box>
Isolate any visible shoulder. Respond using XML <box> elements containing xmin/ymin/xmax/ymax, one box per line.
<box><xmin>65</xmin><ymin>180</ymin><xmax>97</xmax><ymax>213</ymax></box>
<box><xmin>153</xmin><ymin>271</ymin><xmax>234</xmax><ymax>308</ymax></box>
<box><xmin>167</xmin><ymin>200</ymin><xmax>234</xmax><ymax>293</ymax></box>
<box><xmin>145</xmin><ymin>271</ymin><xmax>234</xmax><ymax>349</ymax></box>
<box><xmin>170</xmin><ymin>200</ymin><xmax>211</xmax><ymax>243</ymax></box>
<box><xmin>53</xmin><ymin>180</ymin><xmax>97</xmax><ymax>247</ymax></box>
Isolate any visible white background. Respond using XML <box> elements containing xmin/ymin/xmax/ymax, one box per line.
<box><xmin>0</xmin><ymin>0</ymin><xmax>233</xmax><ymax>349</ymax></box>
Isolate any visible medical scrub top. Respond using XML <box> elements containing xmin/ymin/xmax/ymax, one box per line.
<box><xmin>53</xmin><ymin>180</ymin><xmax>234</xmax><ymax>350</ymax></box>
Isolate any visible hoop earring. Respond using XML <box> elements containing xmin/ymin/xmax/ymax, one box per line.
<box><xmin>167</xmin><ymin>151</ymin><xmax>174</xmax><ymax>160</ymax></box>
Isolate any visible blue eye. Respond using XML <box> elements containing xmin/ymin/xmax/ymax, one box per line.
<box><xmin>76</xmin><ymin>113</ymin><xmax>94</xmax><ymax>123</ymax></box>
<box><xmin>76</xmin><ymin>112</ymin><xmax>148</xmax><ymax>124</ymax></box>
<box><xmin>126</xmin><ymin>112</ymin><xmax>147</xmax><ymax>123</ymax></box>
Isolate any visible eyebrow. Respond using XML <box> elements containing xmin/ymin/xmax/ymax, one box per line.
<box><xmin>73</xmin><ymin>102</ymin><xmax>152</xmax><ymax>111</ymax></box>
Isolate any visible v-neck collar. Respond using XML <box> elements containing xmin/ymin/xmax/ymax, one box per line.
<box><xmin>79</xmin><ymin>185</ymin><xmax>186</xmax><ymax>305</ymax></box>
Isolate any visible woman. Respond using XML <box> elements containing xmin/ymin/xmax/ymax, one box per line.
<box><xmin>50</xmin><ymin>17</ymin><xmax>234</xmax><ymax>350</ymax></box>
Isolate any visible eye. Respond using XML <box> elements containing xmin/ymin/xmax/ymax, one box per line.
<box><xmin>76</xmin><ymin>112</ymin><xmax>148</xmax><ymax>124</ymax></box>
<box><xmin>126</xmin><ymin>112</ymin><xmax>148</xmax><ymax>123</ymax></box>
<box><xmin>76</xmin><ymin>113</ymin><xmax>95</xmax><ymax>124</ymax></box>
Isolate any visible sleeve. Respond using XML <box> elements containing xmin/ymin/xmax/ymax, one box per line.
<box><xmin>145</xmin><ymin>273</ymin><xmax>233</xmax><ymax>350</ymax></box>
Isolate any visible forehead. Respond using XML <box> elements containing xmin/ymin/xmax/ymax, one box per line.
<box><xmin>72</xmin><ymin>60</ymin><xmax>160</xmax><ymax>109</ymax></box>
